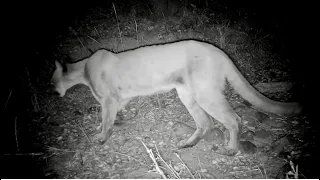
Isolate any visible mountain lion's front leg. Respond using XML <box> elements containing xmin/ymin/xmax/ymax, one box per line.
<box><xmin>96</xmin><ymin>96</ymin><xmax>119</xmax><ymax>144</ymax></box>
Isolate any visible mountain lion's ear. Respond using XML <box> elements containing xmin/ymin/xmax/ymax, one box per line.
<box><xmin>55</xmin><ymin>60</ymin><xmax>62</xmax><ymax>70</ymax></box>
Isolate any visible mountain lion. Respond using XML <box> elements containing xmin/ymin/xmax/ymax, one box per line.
<box><xmin>51</xmin><ymin>40</ymin><xmax>302</xmax><ymax>155</ymax></box>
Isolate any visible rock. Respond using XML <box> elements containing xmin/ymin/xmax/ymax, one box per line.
<box><xmin>241</xmin><ymin>115</ymin><xmax>257</xmax><ymax>127</ymax></box>
<box><xmin>255</xmin><ymin>130</ymin><xmax>271</xmax><ymax>139</ymax></box>
<box><xmin>272</xmin><ymin>137</ymin><xmax>291</xmax><ymax>155</ymax></box>
<box><xmin>104</xmin><ymin>145</ymin><xmax>109</xmax><ymax>149</ymax></box>
<box><xmin>174</xmin><ymin>163</ymin><xmax>184</xmax><ymax>172</ymax></box>
<box><xmin>212</xmin><ymin>160</ymin><xmax>218</xmax><ymax>164</ymax></box>
<box><xmin>257</xmin><ymin>154</ymin><xmax>269</xmax><ymax>163</ymax></box>
<box><xmin>73</xmin><ymin>110</ymin><xmax>83</xmax><ymax>116</ymax></box>
<box><xmin>200</xmin><ymin>169</ymin><xmax>207</xmax><ymax>173</ymax></box>
<box><xmin>210</xmin><ymin>144</ymin><xmax>219</xmax><ymax>151</ymax></box>
<box><xmin>203</xmin><ymin>128</ymin><xmax>225</xmax><ymax>144</ymax></box>
<box><xmin>243</xmin><ymin>100</ymin><xmax>251</xmax><ymax>107</ymax></box>
<box><xmin>213</xmin><ymin>147</ymin><xmax>238</xmax><ymax>156</ymax></box>
<box><xmin>219</xmin><ymin>158</ymin><xmax>227</xmax><ymax>162</ymax></box>
<box><xmin>240</xmin><ymin>130</ymin><xmax>255</xmax><ymax>141</ymax></box>
<box><xmin>173</xmin><ymin>124</ymin><xmax>195</xmax><ymax>136</ymax></box>
<box><xmin>239</xmin><ymin>141</ymin><xmax>257</xmax><ymax>154</ymax></box>
<box><xmin>233</xmin><ymin>166</ymin><xmax>240</xmax><ymax>170</ymax></box>
<box><xmin>158</xmin><ymin>141</ymin><xmax>165</xmax><ymax>146</ymax></box>
<box><xmin>110</xmin><ymin>174</ymin><xmax>120</xmax><ymax>179</ymax></box>
<box><xmin>204</xmin><ymin>173</ymin><xmax>214</xmax><ymax>178</ymax></box>
<box><xmin>255</xmin><ymin>113</ymin><xmax>283</xmax><ymax>127</ymax></box>
<box><xmin>275</xmin><ymin>164</ymin><xmax>291</xmax><ymax>179</ymax></box>
<box><xmin>254</xmin><ymin>111</ymin><xmax>270</xmax><ymax>124</ymax></box>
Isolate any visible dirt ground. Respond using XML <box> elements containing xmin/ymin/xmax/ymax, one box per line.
<box><xmin>42</xmin><ymin>83</ymin><xmax>307</xmax><ymax>179</ymax></box>
<box><xmin>40</xmin><ymin>79</ymin><xmax>309</xmax><ymax>179</ymax></box>
<box><xmin>4</xmin><ymin>3</ymin><xmax>313</xmax><ymax>179</ymax></box>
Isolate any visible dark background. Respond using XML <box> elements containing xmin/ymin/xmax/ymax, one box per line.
<box><xmin>4</xmin><ymin>0</ymin><xmax>310</xmax><ymax>178</ymax></box>
<box><xmin>18</xmin><ymin>0</ymin><xmax>305</xmax><ymax>82</ymax></box>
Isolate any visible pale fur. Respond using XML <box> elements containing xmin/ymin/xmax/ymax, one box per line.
<box><xmin>51</xmin><ymin>40</ymin><xmax>301</xmax><ymax>153</ymax></box>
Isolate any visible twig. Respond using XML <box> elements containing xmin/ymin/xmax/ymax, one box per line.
<box><xmin>155</xmin><ymin>144</ymin><xmax>180</xmax><ymax>179</ymax></box>
<box><xmin>162</xmin><ymin>11</ymin><xmax>166</xmax><ymax>20</ymax></box>
<box><xmin>197</xmin><ymin>157</ymin><xmax>202</xmax><ymax>179</ymax></box>
<box><xmin>75</xmin><ymin>119</ymin><xmax>93</xmax><ymax>144</ymax></box>
<box><xmin>139</xmin><ymin>138</ymin><xmax>167</xmax><ymax>179</ymax></box>
<box><xmin>4</xmin><ymin>153</ymin><xmax>43</xmax><ymax>156</ymax></box>
<box><xmin>197</xmin><ymin>172</ymin><xmax>201</xmax><ymax>179</ymax></box>
<box><xmin>77</xmin><ymin>36</ymin><xmax>88</xmax><ymax>55</ymax></box>
<box><xmin>87</xmin><ymin>35</ymin><xmax>101</xmax><ymax>45</ymax></box>
<box><xmin>168</xmin><ymin>162</ymin><xmax>181</xmax><ymax>179</ymax></box>
<box><xmin>70</xmin><ymin>27</ymin><xmax>90</xmax><ymax>56</ymax></box>
<box><xmin>46</xmin><ymin>146</ymin><xmax>77</xmax><ymax>157</ymax></box>
<box><xmin>287</xmin><ymin>161</ymin><xmax>299</xmax><ymax>179</ymax></box>
<box><xmin>229</xmin><ymin>168</ymin><xmax>260</xmax><ymax>175</ymax></box>
<box><xmin>295</xmin><ymin>165</ymin><xmax>299</xmax><ymax>179</ymax></box>
<box><xmin>4</xmin><ymin>89</ymin><xmax>13</xmax><ymax>110</ymax></box>
<box><xmin>262</xmin><ymin>165</ymin><xmax>268</xmax><ymax>179</ymax></box>
<box><xmin>174</xmin><ymin>152</ymin><xmax>195</xmax><ymax>179</ymax></box>
<box><xmin>284</xmin><ymin>159</ymin><xmax>306</xmax><ymax>178</ymax></box>
<box><xmin>144</xmin><ymin>4</ymin><xmax>153</xmax><ymax>15</ymax></box>
<box><xmin>94</xmin><ymin>26</ymin><xmax>102</xmax><ymax>42</ymax></box>
<box><xmin>46</xmin><ymin>146</ymin><xmax>77</xmax><ymax>153</ymax></box>
<box><xmin>156</xmin><ymin>93</ymin><xmax>161</xmax><ymax>109</ymax></box>
<box><xmin>110</xmin><ymin>151</ymin><xmax>147</xmax><ymax>167</ymax></box>
<box><xmin>14</xmin><ymin>116</ymin><xmax>19</xmax><ymax>152</ymax></box>
<box><xmin>112</xmin><ymin>2</ymin><xmax>123</xmax><ymax>51</ymax></box>
<box><xmin>24</xmin><ymin>69</ymin><xmax>41</xmax><ymax>112</ymax></box>
<box><xmin>255</xmin><ymin>165</ymin><xmax>265</xmax><ymax>178</ymax></box>
<box><xmin>32</xmin><ymin>93</ymin><xmax>40</xmax><ymax>112</ymax></box>
<box><xmin>257</xmin><ymin>34</ymin><xmax>270</xmax><ymax>42</ymax></box>
<box><xmin>133</xmin><ymin>18</ymin><xmax>139</xmax><ymax>45</ymax></box>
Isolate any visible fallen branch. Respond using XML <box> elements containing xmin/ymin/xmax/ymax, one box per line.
<box><xmin>139</xmin><ymin>138</ymin><xmax>167</xmax><ymax>179</ymax></box>
<box><xmin>4</xmin><ymin>89</ymin><xmax>12</xmax><ymax>110</ymax></box>
<box><xmin>4</xmin><ymin>153</ymin><xmax>43</xmax><ymax>156</ymax></box>
<box><xmin>110</xmin><ymin>151</ymin><xmax>148</xmax><ymax>167</ymax></box>
<box><xmin>94</xmin><ymin>26</ymin><xmax>102</xmax><ymax>42</ymax></box>
<box><xmin>197</xmin><ymin>157</ymin><xmax>202</xmax><ymax>179</ymax></box>
<box><xmin>254</xmin><ymin>165</ymin><xmax>266</xmax><ymax>179</ymax></box>
<box><xmin>112</xmin><ymin>2</ymin><xmax>123</xmax><ymax>51</ymax></box>
<box><xmin>46</xmin><ymin>146</ymin><xmax>76</xmax><ymax>153</ymax></box>
<box><xmin>87</xmin><ymin>35</ymin><xmax>101</xmax><ymax>45</ymax></box>
<box><xmin>155</xmin><ymin>144</ymin><xmax>180</xmax><ymax>179</ymax></box>
<box><xmin>14</xmin><ymin>116</ymin><xmax>19</xmax><ymax>152</ymax></box>
<box><xmin>75</xmin><ymin>119</ymin><xmax>93</xmax><ymax>144</ymax></box>
<box><xmin>174</xmin><ymin>152</ymin><xmax>195</xmax><ymax>179</ymax></box>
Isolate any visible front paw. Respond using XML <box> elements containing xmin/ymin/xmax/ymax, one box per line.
<box><xmin>95</xmin><ymin>129</ymin><xmax>113</xmax><ymax>145</ymax></box>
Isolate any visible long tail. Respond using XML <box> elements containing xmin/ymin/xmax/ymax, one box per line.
<box><xmin>224</xmin><ymin>60</ymin><xmax>302</xmax><ymax>117</ymax></box>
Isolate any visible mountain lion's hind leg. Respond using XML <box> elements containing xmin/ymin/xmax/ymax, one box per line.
<box><xmin>195</xmin><ymin>90</ymin><xmax>240</xmax><ymax>155</ymax></box>
<box><xmin>176</xmin><ymin>87</ymin><xmax>212</xmax><ymax>148</ymax></box>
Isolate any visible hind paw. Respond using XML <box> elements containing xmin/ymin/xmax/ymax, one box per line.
<box><xmin>177</xmin><ymin>139</ymin><xmax>195</xmax><ymax>149</ymax></box>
